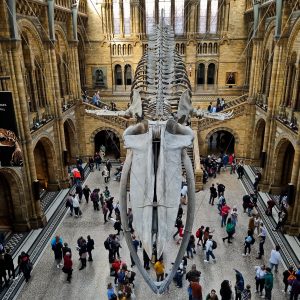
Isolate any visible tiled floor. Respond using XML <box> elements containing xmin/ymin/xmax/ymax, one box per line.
<box><xmin>17</xmin><ymin>167</ymin><xmax>289</xmax><ymax>300</ymax></box>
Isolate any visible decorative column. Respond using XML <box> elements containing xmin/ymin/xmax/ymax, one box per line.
<box><xmin>188</xmin><ymin>0</ymin><xmax>197</xmax><ymax>37</ymax></box>
<box><xmin>291</xmin><ymin>66</ymin><xmax>299</xmax><ymax>110</ymax></box>
<box><xmin>11</xmin><ymin>42</ymin><xmax>46</xmax><ymax>227</ymax></box>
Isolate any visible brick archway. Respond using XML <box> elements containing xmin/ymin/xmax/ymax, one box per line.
<box><xmin>0</xmin><ymin>168</ymin><xmax>27</xmax><ymax>230</ymax></box>
<box><xmin>90</xmin><ymin>127</ymin><xmax>125</xmax><ymax>159</ymax></box>
<box><xmin>33</xmin><ymin>137</ymin><xmax>58</xmax><ymax>189</ymax></box>
<box><xmin>205</xmin><ymin>127</ymin><xmax>239</xmax><ymax>144</ymax></box>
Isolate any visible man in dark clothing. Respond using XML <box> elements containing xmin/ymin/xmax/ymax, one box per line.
<box><xmin>173</xmin><ymin>217</ymin><xmax>183</xmax><ymax>239</ymax></box>
<box><xmin>83</xmin><ymin>185</ymin><xmax>91</xmax><ymax>203</ymax></box>
<box><xmin>143</xmin><ymin>249</ymin><xmax>150</xmax><ymax>270</ymax></box>
<box><xmin>290</xmin><ymin>274</ymin><xmax>300</xmax><ymax>300</ymax></box>
<box><xmin>186</xmin><ymin>264</ymin><xmax>201</xmax><ymax>282</ymax></box>
<box><xmin>130</xmin><ymin>235</ymin><xmax>139</xmax><ymax>267</ymax></box>
<box><xmin>0</xmin><ymin>254</ymin><xmax>8</xmax><ymax>287</ymax></box>
<box><xmin>106</xmin><ymin>159</ymin><xmax>112</xmax><ymax>178</ymax></box>
<box><xmin>52</xmin><ymin>236</ymin><xmax>63</xmax><ymax>268</ymax></box>
<box><xmin>217</xmin><ymin>183</ymin><xmax>225</xmax><ymax>198</ymax></box>
<box><xmin>62</xmin><ymin>243</ymin><xmax>72</xmax><ymax>257</ymax></box>
<box><xmin>79</xmin><ymin>239</ymin><xmax>87</xmax><ymax>270</ymax></box>
<box><xmin>76</xmin><ymin>183</ymin><xmax>83</xmax><ymax>203</ymax></box>
<box><xmin>87</xmin><ymin>235</ymin><xmax>94</xmax><ymax>261</ymax></box>
<box><xmin>237</xmin><ymin>163</ymin><xmax>245</xmax><ymax>179</ymax></box>
<box><xmin>209</xmin><ymin>184</ymin><xmax>217</xmax><ymax>205</ymax></box>
<box><xmin>4</xmin><ymin>249</ymin><xmax>15</xmax><ymax>280</ymax></box>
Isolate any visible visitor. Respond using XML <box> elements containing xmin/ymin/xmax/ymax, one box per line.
<box><xmin>186</xmin><ymin>264</ymin><xmax>201</xmax><ymax>283</ymax></box>
<box><xmin>234</xmin><ymin>269</ymin><xmax>244</xmax><ymax>300</ymax></box>
<box><xmin>256</xmin><ymin>222</ymin><xmax>267</xmax><ymax>259</ymax></box>
<box><xmin>237</xmin><ymin>161</ymin><xmax>244</xmax><ymax>179</ymax></box>
<box><xmin>264</xmin><ymin>267</ymin><xmax>274</xmax><ymax>300</ymax></box>
<box><xmin>143</xmin><ymin>249</ymin><xmax>150</xmax><ymax>270</ymax></box>
<box><xmin>87</xmin><ymin>235</ymin><xmax>94</xmax><ymax>261</ymax></box>
<box><xmin>103</xmin><ymin>166</ymin><xmax>109</xmax><ymax>183</ymax></box>
<box><xmin>231</xmin><ymin>206</ymin><xmax>238</xmax><ymax>228</ymax></box>
<box><xmin>217</xmin><ymin>183</ymin><xmax>225</xmax><ymax>197</ymax></box>
<box><xmin>62</xmin><ymin>242</ymin><xmax>72</xmax><ymax>257</ymax></box>
<box><xmin>269</xmin><ymin>245</ymin><xmax>281</xmax><ymax>273</ymax></box>
<box><xmin>221</xmin><ymin>203</ymin><xmax>231</xmax><ymax>227</ymax></box>
<box><xmin>62</xmin><ymin>252</ymin><xmax>73</xmax><ymax>283</ymax></box>
<box><xmin>290</xmin><ymin>274</ymin><xmax>300</xmax><ymax>300</ymax></box>
<box><xmin>4</xmin><ymin>248</ymin><xmax>16</xmax><ymax>280</ymax></box>
<box><xmin>0</xmin><ymin>254</ymin><xmax>8</xmax><ymax>287</ymax></box>
<box><xmin>51</xmin><ymin>235</ymin><xmax>63</xmax><ymax>269</ymax></box>
<box><xmin>204</xmin><ymin>235</ymin><xmax>216</xmax><ymax>263</ymax></box>
<box><xmin>206</xmin><ymin>289</ymin><xmax>219</xmax><ymax>300</ymax></box>
<box><xmin>242</xmin><ymin>230</ymin><xmax>254</xmax><ymax>256</ymax></box>
<box><xmin>186</xmin><ymin>235</ymin><xmax>196</xmax><ymax>258</ymax></box>
<box><xmin>130</xmin><ymin>235</ymin><xmax>139</xmax><ymax>267</ymax></box>
<box><xmin>209</xmin><ymin>184</ymin><xmax>217</xmax><ymax>205</ymax></box>
<box><xmin>220</xmin><ymin>280</ymin><xmax>232</xmax><ymax>300</ymax></box>
<box><xmin>106</xmin><ymin>159</ymin><xmax>112</xmax><ymax>178</ymax></box>
<box><xmin>241</xmin><ymin>284</ymin><xmax>251</xmax><ymax>300</ymax></box>
<box><xmin>78</xmin><ymin>238</ymin><xmax>87</xmax><ymax>270</ymax></box>
<box><xmin>154</xmin><ymin>257</ymin><xmax>165</xmax><ymax>282</ymax></box>
<box><xmin>65</xmin><ymin>193</ymin><xmax>74</xmax><ymax>216</ymax></box>
<box><xmin>222</xmin><ymin>218</ymin><xmax>235</xmax><ymax>244</ymax></box>
<box><xmin>72</xmin><ymin>193</ymin><xmax>80</xmax><ymax>217</ymax></box>
<box><xmin>18</xmin><ymin>251</ymin><xmax>32</xmax><ymax>282</ymax></box>
<box><xmin>189</xmin><ymin>281</ymin><xmax>203</xmax><ymax>300</ymax></box>
<box><xmin>83</xmin><ymin>185</ymin><xmax>91</xmax><ymax>203</ymax></box>
<box><xmin>196</xmin><ymin>225</ymin><xmax>205</xmax><ymax>246</ymax></box>
<box><xmin>282</xmin><ymin>266</ymin><xmax>296</xmax><ymax>293</ymax></box>
<box><xmin>107</xmin><ymin>283</ymin><xmax>116</xmax><ymax>300</ymax></box>
<box><xmin>255</xmin><ymin>264</ymin><xmax>266</xmax><ymax>296</ymax></box>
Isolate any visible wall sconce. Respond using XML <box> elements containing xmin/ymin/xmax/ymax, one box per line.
<box><xmin>189</xmin><ymin>64</ymin><xmax>192</xmax><ymax>77</ymax></box>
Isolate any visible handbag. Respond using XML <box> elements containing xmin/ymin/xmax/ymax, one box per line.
<box><xmin>110</xmin><ymin>267</ymin><xmax>116</xmax><ymax>277</ymax></box>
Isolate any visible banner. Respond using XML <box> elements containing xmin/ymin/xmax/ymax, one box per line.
<box><xmin>0</xmin><ymin>91</ymin><xmax>23</xmax><ymax>166</ymax></box>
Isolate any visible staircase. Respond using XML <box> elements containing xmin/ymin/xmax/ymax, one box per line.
<box><xmin>197</xmin><ymin>94</ymin><xmax>248</xmax><ymax>130</ymax></box>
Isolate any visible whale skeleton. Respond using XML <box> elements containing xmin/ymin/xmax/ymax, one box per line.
<box><xmin>86</xmin><ymin>17</ymin><xmax>233</xmax><ymax>294</ymax></box>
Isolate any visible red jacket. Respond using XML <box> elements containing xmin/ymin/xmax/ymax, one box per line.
<box><xmin>112</xmin><ymin>260</ymin><xmax>122</xmax><ymax>273</ymax></box>
<box><xmin>221</xmin><ymin>205</ymin><xmax>231</xmax><ymax>216</ymax></box>
<box><xmin>63</xmin><ymin>255</ymin><xmax>73</xmax><ymax>270</ymax></box>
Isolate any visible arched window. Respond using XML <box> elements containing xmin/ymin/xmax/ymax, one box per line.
<box><xmin>213</xmin><ymin>43</ymin><xmax>218</xmax><ymax>54</ymax></box>
<box><xmin>145</xmin><ymin>0</ymin><xmax>155</xmax><ymax>34</ymax></box>
<box><xmin>128</xmin><ymin>44</ymin><xmax>132</xmax><ymax>55</ymax></box>
<box><xmin>123</xmin><ymin>44</ymin><xmax>126</xmax><ymax>56</ymax></box>
<box><xmin>113</xmin><ymin>0</ymin><xmax>121</xmax><ymax>34</ymax></box>
<box><xmin>207</xmin><ymin>63</ymin><xmax>215</xmax><ymax>84</ymax></box>
<box><xmin>56</xmin><ymin>55</ymin><xmax>64</xmax><ymax>97</ymax></box>
<box><xmin>115</xmin><ymin>64</ymin><xmax>122</xmax><ymax>85</ymax></box>
<box><xmin>62</xmin><ymin>53</ymin><xmax>70</xmax><ymax>95</ymax></box>
<box><xmin>117</xmin><ymin>44</ymin><xmax>121</xmax><ymax>56</ymax></box>
<box><xmin>21</xmin><ymin>34</ymin><xmax>37</xmax><ymax>112</ymax></box>
<box><xmin>123</xmin><ymin>0</ymin><xmax>131</xmax><ymax>34</ymax></box>
<box><xmin>208</xmin><ymin>43</ymin><xmax>212</xmax><ymax>54</ymax></box>
<box><xmin>180</xmin><ymin>44</ymin><xmax>185</xmax><ymax>55</ymax></box>
<box><xmin>198</xmin><ymin>43</ymin><xmax>202</xmax><ymax>54</ymax></box>
<box><xmin>125</xmin><ymin>64</ymin><xmax>132</xmax><ymax>86</ymax></box>
<box><xmin>203</xmin><ymin>43</ymin><xmax>207</xmax><ymax>54</ymax></box>
<box><xmin>35</xmin><ymin>59</ymin><xmax>46</xmax><ymax>108</ymax></box>
<box><xmin>197</xmin><ymin>63</ymin><xmax>205</xmax><ymax>84</ymax></box>
<box><xmin>199</xmin><ymin>0</ymin><xmax>208</xmax><ymax>33</ymax></box>
<box><xmin>113</xmin><ymin>44</ymin><xmax>116</xmax><ymax>55</ymax></box>
<box><xmin>159</xmin><ymin>0</ymin><xmax>171</xmax><ymax>25</ymax></box>
<box><xmin>210</xmin><ymin>0</ymin><xmax>218</xmax><ymax>33</ymax></box>
<box><xmin>176</xmin><ymin>43</ymin><xmax>180</xmax><ymax>52</ymax></box>
<box><xmin>174</xmin><ymin>0</ymin><xmax>184</xmax><ymax>34</ymax></box>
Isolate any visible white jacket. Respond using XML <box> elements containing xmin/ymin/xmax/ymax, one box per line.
<box><xmin>72</xmin><ymin>195</ymin><xmax>80</xmax><ymax>208</ymax></box>
<box><xmin>206</xmin><ymin>240</ymin><xmax>213</xmax><ymax>252</ymax></box>
<box><xmin>269</xmin><ymin>250</ymin><xmax>281</xmax><ymax>264</ymax></box>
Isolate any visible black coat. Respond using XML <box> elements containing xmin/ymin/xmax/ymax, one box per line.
<box><xmin>4</xmin><ymin>253</ymin><xmax>14</xmax><ymax>269</ymax></box>
<box><xmin>52</xmin><ymin>242</ymin><xmax>63</xmax><ymax>260</ymax></box>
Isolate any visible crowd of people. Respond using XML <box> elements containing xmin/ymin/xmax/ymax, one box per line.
<box><xmin>207</xmin><ymin>98</ymin><xmax>226</xmax><ymax>113</ymax></box>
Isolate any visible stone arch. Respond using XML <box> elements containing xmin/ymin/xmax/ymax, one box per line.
<box><xmin>253</xmin><ymin>118</ymin><xmax>266</xmax><ymax>161</ymax></box>
<box><xmin>272</xmin><ymin>138</ymin><xmax>295</xmax><ymax>190</ymax></box>
<box><xmin>205</xmin><ymin>127</ymin><xmax>239</xmax><ymax>144</ymax></box>
<box><xmin>287</xmin><ymin>16</ymin><xmax>300</xmax><ymax>51</ymax></box>
<box><xmin>90</xmin><ymin>127</ymin><xmax>123</xmax><ymax>159</ymax></box>
<box><xmin>33</xmin><ymin>136</ymin><xmax>58</xmax><ymax>189</ymax></box>
<box><xmin>18</xmin><ymin>18</ymin><xmax>44</xmax><ymax>58</ymax></box>
<box><xmin>0</xmin><ymin>167</ymin><xmax>27</xmax><ymax>230</ymax></box>
<box><xmin>63</xmin><ymin>118</ymin><xmax>77</xmax><ymax>164</ymax></box>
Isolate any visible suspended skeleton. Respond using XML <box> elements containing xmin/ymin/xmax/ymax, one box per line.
<box><xmin>86</xmin><ymin>19</ymin><xmax>232</xmax><ymax>294</ymax></box>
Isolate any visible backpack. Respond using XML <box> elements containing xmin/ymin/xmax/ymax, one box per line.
<box><xmin>212</xmin><ymin>240</ymin><xmax>217</xmax><ymax>250</ymax></box>
<box><xmin>196</xmin><ymin>229</ymin><xmax>200</xmax><ymax>238</ymax></box>
<box><xmin>250</xmin><ymin>237</ymin><xmax>256</xmax><ymax>245</ymax></box>
<box><xmin>104</xmin><ymin>237</ymin><xmax>111</xmax><ymax>250</ymax></box>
